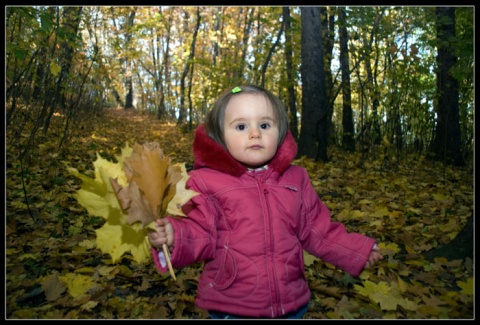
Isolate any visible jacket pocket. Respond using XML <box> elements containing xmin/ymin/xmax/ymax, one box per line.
<box><xmin>199</xmin><ymin>247</ymin><xmax>258</xmax><ymax>299</ymax></box>
<box><xmin>283</xmin><ymin>242</ymin><xmax>308</xmax><ymax>296</ymax></box>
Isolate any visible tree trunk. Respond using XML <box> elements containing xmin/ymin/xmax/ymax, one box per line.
<box><xmin>212</xmin><ymin>7</ymin><xmax>222</xmax><ymax>67</ymax></box>
<box><xmin>298</xmin><ymin>7</ymin><xmax>328</xmax><ymax>162</ymax></box>
<box><xmin>178</xmin><ymin>8</ymin><xmax>200</xmax><ymax>125</ymax></box>
<box><xmin>282</xmin><ymin>7</ymin><xmax>298</xmax><ymax>141</ymax></box>
<box><xmin>237</xmin><ymin>7</ymin><xmax>254</xmax><ymax>84</ymax></box>
<box><xmin>159</xmin><ymin>7</ymin><xmax>174</xmax><ymax>120</ymax></box>
<box><xmin>260</xmin><ymin>13</ymin><xmax>284</xmax><ymax>88</ymax></box>
<box><xmin>338</xmin><ymin>7</ymin><xmax>355</xmax><ymax>152</ymax></box>
<box><xmin>425</xmin><ymin>214</ymin><xmax>473</xmax><ymax>261</ymax></box>
<box><xmin>320</xmin><ymin>7</ymin><xmax>336</xmax><ymax>146</ymax></box>
<box><xmin>125</xmin><ymin>77</ymin><xmax>134</xmax><ymax>109</ymax></box>
<box><xmin>124</xmin><ymin>9</ymin><xmax>136</xmax><ymax>110</ymax></box>
<box><xmin>364</xmin><ymin>44</ymin><xmax>382</xmax><ymax>147</ymax></box>
<box><xmin>431</xmin><ymin>7</ymin><xmax>464</xmax><ymax>166</ymax></box>
<box><xmin>43</xmin><ymin>6</ymin><xmax>83</xmax><ymax>134</ymax></box>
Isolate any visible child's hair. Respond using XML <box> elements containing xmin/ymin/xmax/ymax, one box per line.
<box><xmin>204</xmin><ymin>85</ymin><xmax>289</xmax><ymax>148</ymax></box>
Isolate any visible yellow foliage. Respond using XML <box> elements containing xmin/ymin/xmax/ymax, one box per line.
<box><xmin>68</xmin><ymin>142</ymin><xmax>198</xmax><ymax>265</ymax></box>
<box><xmin>18</xmin><ymin>253</ymin><xmax>40</xmax><ymax>261</ymax></box>
<box><xmin>95</xmin><ymin>215</ymin><xmax>152</xmax><ymax>264</ymax></box>
<box><xmin>49</xmin><ymin>62</ymin><xmax>61</xmax><ymax>76</ymax></box>
<box><xmin>457</xmin><ymin>277</ymin><xmax>473</xmax><ymax>296</ymax></box>
<box><xmin>354</xmin><ymin>280</ymin><xmax>418</xmax><ymax>311</ymax></box>
<box><xmin>351</xmin><ymin>209</ymin><xmax>366</xmax><ymax>219</ymax></box>
<box><xmin>167</xmin><ymin>163</ymin><xmax>199</xmax><ymax>216</ymax></box>
<box><xmin>81</xmin><ymin>300</ymin><xmax>99</xmax><ymax>312</ymax></box>
<box><xmin>405</xmin><ymin>244</ymin><xmax>416</xmax><ymax>255</ymax></box>
<box><xmin>371</xmin><ymin>206</ymin><xmax>390</xmax><ymax>218</ymax></box>
<box><xmin>59</xmin><ymin>273</ymin><xmax>97</xmax><ymax>299</ymax></box>
<box><xmin>74</xmin><ymin>267</ymin><xmax>96</xmax><ymax>274</ymax></box>
<box><xmin>303</xmin><ymin>251</ymin><xmax>318</xmax><ymax>266</ymax></box>
<box><xmin>379</xmin><ymin>242</ymin><xmax>400</xmax><ymax>255</ymax></box>
<box><xmin>396</xmin><ymin>274</ymin><xmax>409</xmax><ymax>293</ymax></box>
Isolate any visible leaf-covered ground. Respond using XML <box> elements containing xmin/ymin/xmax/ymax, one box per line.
<box><xmin>6</xmin><ymin>109</ymin><xmax>474</xmax><ymax>319</ymax></box>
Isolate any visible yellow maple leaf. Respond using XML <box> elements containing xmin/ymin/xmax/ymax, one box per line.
<box><xmin>303</xmin><ymin>251</ymin><xmax>318</xmax><ymax>266</ymax></box>
<box><xmin>355</xmin><ymin>280</ymin><xmax>418</xmax><ymax>311</ymax></box>
<box><xmin>350</xmin><ymin>209</ymin><xmax>366</xmax><ymax>219</ymax></box>
<box><xmin>95</xmin><ymin>220</ymin><xmax>151</xmax><ymax>264</ymax></box>
<box><xmin>379</xmin><ymin>242</ymin><xmax>400</xmax><ymax>255</ymax></box>
<box><xmin>59</xmin><ymin>273</ymin><xmax>97</xmax><ymax>299</ymax></box>
<box><xmin>68</xmin><ymin>152</ymin><xmax>127</xmax><ymax>221</ymax></box>
<box><xmin>69</xmin><ymin>149</ymin><xmax>148</xmax><ymax>263</ymax></box>
<box><xmin>81</xmin><ymin>300</ymin><xmax>99</xmax><ymax>312</ymax></box>
<box><xmin>167</xmin><ymin>163</ymin><xmax>199</xmax><ymax>216</ymax></box>
<box><xmin>345</xmin><ymin>186</ymin><xmax>355</xmax><ymax>195</ymax></box>
<box><xmin>371</xmin><ymin>206</ymin><xmax>390</xmax><ymax>218</ymax></box>
<box><xmin>457</xmin><ymin>277</ymin><xmax>473</xmax><ymax>296</ymax></box>
<box><xmin>396</xmin><ymin>274</ymin><xmax>409</xmax><ymax>293</ymax></box>
<box><xmin>355</xmin><ymin>280</ymin><xmax>390</xmax><ymax>301</ymax></box>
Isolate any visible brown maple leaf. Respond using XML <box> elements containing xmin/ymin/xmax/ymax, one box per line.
<box><xmin>110</xmin><ymin>142</ymin><xmax>186</xmax><ymax>227</ymax></box>
<box><xmin>110</xmin><ymin>178</ymin><xmax>155</xmax><ymax>224</ymax></box>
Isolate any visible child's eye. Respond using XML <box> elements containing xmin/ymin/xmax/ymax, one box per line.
<box><xmin>260</xmin><ymin>123</ymin><xmax>270</xmax><ymax>130</ymax></box>
<box><xmin>235</xmin><ymin>124</ymin><xmax>246</xmax><ymax>131</ymax></box>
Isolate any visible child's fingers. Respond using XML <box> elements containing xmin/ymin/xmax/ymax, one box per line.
<box><xmin>155</xmin><ymin>218</ymin><xmax>171</xmax><ymax>229</ymax></box>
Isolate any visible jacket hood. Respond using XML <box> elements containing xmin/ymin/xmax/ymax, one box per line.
<box><xmin>192</xmin><ymin>124</ymin><xmax>297</xmax><ymax>177</ymax></box>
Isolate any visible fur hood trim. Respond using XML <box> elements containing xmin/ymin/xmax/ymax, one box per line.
<box><xmin>192</xmin><ymin>124</ymin><xmax>297</xmax><ymax>177</ymax></box>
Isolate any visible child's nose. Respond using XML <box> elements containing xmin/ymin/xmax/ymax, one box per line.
<box><xmin>249</xmin><ymin>127</ymin><xmax>261</xmax><ymax>139</ymax></box>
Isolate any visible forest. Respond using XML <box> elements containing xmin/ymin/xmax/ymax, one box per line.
<box><xmin>5</xmin><ymin>6</ymin><xmax>474</xmax><ymax>319</ymax></box>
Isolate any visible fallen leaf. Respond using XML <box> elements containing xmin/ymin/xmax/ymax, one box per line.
<box><xmin>41</xmin><ymin>274</ymin><xmax>67</xmax><ymax>301</ymax></box>
<box><xmin>457</xmin><ymin>277</ymin><xmax>473</xmax><ymax>296</ymax></box>
<box><xmin>59</xmin><ymin>273</ymin><xmax>98</xmax><ymax>299</ymax></box>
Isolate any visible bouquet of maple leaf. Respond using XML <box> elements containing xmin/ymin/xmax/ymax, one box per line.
<box><xmin>68</xmin><ymin>142</ymin><xmax>198</xmax><ymax>280</ymax></box>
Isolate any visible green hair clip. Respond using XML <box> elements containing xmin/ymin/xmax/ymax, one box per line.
<box><xmin>231</xmin><ymin>86</ymin><xmax>242</xmax><ymax>94</ymax></box>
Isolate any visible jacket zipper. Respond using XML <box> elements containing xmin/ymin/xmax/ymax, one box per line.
<box><xmin>258</xmin><ymin>178</ymin><xmax>281</xmax><ymax>318</ymax></box>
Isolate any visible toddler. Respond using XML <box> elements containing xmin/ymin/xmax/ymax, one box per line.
<box><xmin>149</xmin><ymin>85</ymin><xmax>382</xmax><ymax>319</ymax></box>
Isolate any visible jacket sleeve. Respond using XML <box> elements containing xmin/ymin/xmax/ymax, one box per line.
<box><xmin>297</xmin><ymin>168</ymin><xmax>376</xmax><ymax>277</ymax></box>
<box><xmin>151</xmin><ymin>173</ymin><xmax>217</xmax><ymax>274</ymax></box>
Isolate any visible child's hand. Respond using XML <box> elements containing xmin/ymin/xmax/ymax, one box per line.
<box><xmin>148</xmin><ymin>218</ymin><xmax>174</xmax><ymax>250</ymax></box>
<box><xmin>365</xmin><ymin>243</ymin><xmax>383</xmax><ymax>269</ymax></box>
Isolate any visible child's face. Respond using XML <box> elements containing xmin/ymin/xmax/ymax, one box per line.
<box><xmin>223</xmin><ymin>93</ymin><xmax>280</xmax><ymax>168</ymax></box>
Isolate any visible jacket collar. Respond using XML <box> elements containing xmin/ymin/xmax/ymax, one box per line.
<box><xmin>192</xmin><ymin>124</ymin><xmax>297</xmax><ymax>177</ymax></box>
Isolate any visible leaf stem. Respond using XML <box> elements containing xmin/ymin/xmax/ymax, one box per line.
<box><xmin>162</xmin><ymin>243</ymin><xmax>176</xmax><ymax>280</ymax></box>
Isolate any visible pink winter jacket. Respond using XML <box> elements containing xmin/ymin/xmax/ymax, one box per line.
<box><xmin>151</xmin><ymin>124</ymin><xmax>376</xmax><ymax>318</ymax></box>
